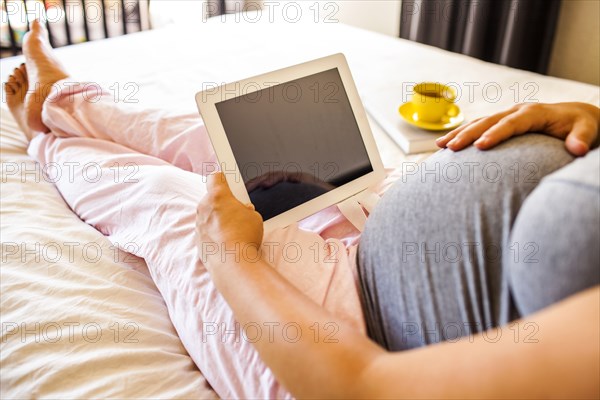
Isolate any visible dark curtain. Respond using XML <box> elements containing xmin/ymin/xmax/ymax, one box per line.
<box><xmin>207</xmin><ymin>0</ymin><xmax>228</xmax><ymax>16</ymax></box>
<box><xmin>400</xmin><ymin>0</ymin><xmax>562</xmax><ymax>74</ymax></box>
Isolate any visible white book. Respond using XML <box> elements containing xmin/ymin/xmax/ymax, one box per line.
<box><xmin>364</xmin><ymin>91</ymin><xmax>445</xmax><ymax>155</ymax></box>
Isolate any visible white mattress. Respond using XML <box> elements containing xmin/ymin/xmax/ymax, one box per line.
<box><xmin>1</xmin><ymin>15</ymin><xmax>599</xmax><ymax>398</ymax></box>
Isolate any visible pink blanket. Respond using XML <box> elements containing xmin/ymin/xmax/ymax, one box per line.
<box><xmin>28</xmin><ymin>81</ymin><xmax>399</xmax><ymax>398</ymax></box>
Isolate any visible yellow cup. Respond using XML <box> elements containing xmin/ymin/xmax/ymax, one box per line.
<box><xmin>411</xmin><ymin>82</ymin><xmax>456</xmax><ymax>123</ymax></box>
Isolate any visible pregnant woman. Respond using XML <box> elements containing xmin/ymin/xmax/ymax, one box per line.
<box><xmin>6</xmin><ymin>20</ymin><xmax>599</xmax><ymax>398</ymax></box>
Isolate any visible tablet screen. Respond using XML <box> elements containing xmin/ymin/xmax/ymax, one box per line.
<box><xmin>215</xmin><ymin>68</ymin><xmax>373</xmax><ymax>220</ymax></box>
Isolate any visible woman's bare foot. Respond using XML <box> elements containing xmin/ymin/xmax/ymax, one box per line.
<box><xmin>21</xmin><ymin>19</ymin><xmax>69</xmax><ymax>133</ymax></box>
<box><xmin>5</xmin><ymin>63</ymin><xmax>33</xmax><ymax>139</ymax></box>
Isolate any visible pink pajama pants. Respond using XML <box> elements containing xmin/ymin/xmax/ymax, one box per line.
<box><xmin>28</xmin><ymin>81</ymin><xmax>373</xmax><ymax>398</ymax></box>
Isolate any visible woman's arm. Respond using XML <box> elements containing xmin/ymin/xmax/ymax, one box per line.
<box><xmin>197</xmin><ymin>173</ymin><xmax>600</xmax><ymax>399</ymax></box>
<box><xmin>197</xmin><ymin>172</ymin><xmax>384</xmax><ymax>398</ymax></box>
<box><xmin>437</xmin><ymin>102</ymin><xmax>600</xmax><ymax>156</ymax></box>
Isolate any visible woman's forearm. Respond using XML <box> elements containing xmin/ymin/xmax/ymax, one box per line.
<box><xmin>209</xmin><ymin>252</ymin><xmax>600</xmax><ymax>400</ymax></box>
<box><xmin>206</xmin><ymin>252</ymin><xmax>384</xmax><ymax>399</ymax></box>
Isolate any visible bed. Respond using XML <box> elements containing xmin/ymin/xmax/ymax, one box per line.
<box><xmin>1</xmin><ymin>14</ymin><xmax>599</xmax><ymax>398</ymax></box>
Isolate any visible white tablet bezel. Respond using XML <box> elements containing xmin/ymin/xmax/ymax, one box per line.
<box><xmin>195</xmin><ymin>53</ymin><xmax>384</xmax><ymax>231</ymax></box>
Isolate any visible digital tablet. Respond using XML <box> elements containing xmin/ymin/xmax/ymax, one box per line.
<box><xmin>195</xmin><ymin>53</ymin><xmax>385</xmax><ymax>231</ymax></box>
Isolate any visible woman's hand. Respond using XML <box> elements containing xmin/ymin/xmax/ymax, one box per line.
<box><xmin>436</xmin><ymin>102</ymin><xmax>600</xmax><ymax>156</ymax></box>
<box><xmin>196</xmin><ymin>172</ymin><xmax>264</xmax><ymax>265</ymax></box>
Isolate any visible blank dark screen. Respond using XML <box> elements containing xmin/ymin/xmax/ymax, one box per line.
<box><xmin>215</xmin><ymin>68</ymin><xmax>372</xmax><ymax>220</ymax></box>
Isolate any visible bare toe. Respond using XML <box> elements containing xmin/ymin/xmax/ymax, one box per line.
<box><xmin>5</xmin><ymin>65</ymin><xmax>32</xmax><ymax>140</ymax></box>
<box><xmin>13</xmin><ymin>66</ymin><xmax>25</xmax><ymax>81</ymax></box>
<box><xmin>4</xmin><ymin>82</ymin><xmax>16</xmax><ymax>95</ymax></box>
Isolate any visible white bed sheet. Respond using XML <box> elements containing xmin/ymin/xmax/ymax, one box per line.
<box><xmin>1</xmin><ymin>15</ymin><xmax>599</xmax><ymax>398</ymax></box>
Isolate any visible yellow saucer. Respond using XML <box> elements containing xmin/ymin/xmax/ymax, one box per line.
<box><xmin>399</xmin><ymin>102</ymin><xmax>464</xmax><ymax>131</ymax></box>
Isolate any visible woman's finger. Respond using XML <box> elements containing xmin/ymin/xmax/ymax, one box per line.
<box><xmin>435</xmin><ymin>118</ymin><xmax>481</xmax><ymax>148</ymax></box>
<box><xmin>473</xmin><ymin>104</ymin><xmax>550</xmax><ymax>150</ymax></box>
<box><xmin>472</xmin><ymin>112</ymin><xmax>533</xmax><ymax>149</ymax></box>
<box><xmin>436</xmin><ymin>120</ymin><xmax>473</xmax><ymax>148</ymax></box>
<box><xmin>207</xmin><ymin>171</ymin><xmax>231</xmax><ymax>194</ymax></box>
<box><xmin>565</xmin><ymin>119</ymin><xmax>598</xmax><ymax>156</ymax></box>
<box><xmin>445</xmin><ymin>109</ymin><xmax>515</xmax><ymax>151</ymax></box>
<box><xmin>437</xmin><ymin>117</ymin><xmax>488</xmax><ymax>147</ymax></box>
